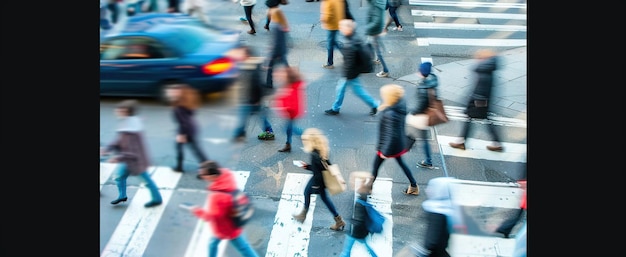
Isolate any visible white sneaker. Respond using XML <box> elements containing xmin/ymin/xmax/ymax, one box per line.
<box><xmin>373</xmin><ymin>59</ymin><xmax>381</xmax><ymax>64</ymax></box>
<box><xmin>376</xmin><ymin>71</ymin><xmax>389</xmax><ymax>78</ymax></box>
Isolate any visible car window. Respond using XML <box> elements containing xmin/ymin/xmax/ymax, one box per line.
<box><xmin>155</xmin><ymin>25</ymin><xmax>217</xmax><ymax>54</ymax></box>
<box><xmin>100</xmin><ymin>37</ymin><xmax>175</xmax><ymax>60</ymax></box>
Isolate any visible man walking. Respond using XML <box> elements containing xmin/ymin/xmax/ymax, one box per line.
<box><xmin>320</xmin><ymin>0</ymin><xmax>345</xmax><ymax>69</ymax></box>
<box><xmin>365</xmin><ymin>0</ymin><xmax>391</xmax><ymax>78</ymax></box>
<box><xmin>324</xmin><ymin>19</ymin><xmax>380</xmax><ymax>116</ymax></box>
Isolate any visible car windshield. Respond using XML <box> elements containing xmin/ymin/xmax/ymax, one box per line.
<box><xmin>152</xmin><ymin>25</ymin><xmax>220</xmax><ymax>54</ymax></box>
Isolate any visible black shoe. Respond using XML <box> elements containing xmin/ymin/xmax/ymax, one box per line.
<box><xmin>172</xmin><ymin>166</ymin><xmax>184</xmax><ymax>172</ymax></box>
<box><xmin>278</xmin><ymin>143</ymin><xmax>291</xmax><ymax>152</ymax></box>
<box><xmin>370</xmin><ymin>108</ymin><xmax>378</xmax><ymax>116</ymax></box>
<box><xmin>111</xmin><ymin>197</ymin><xmax>128</xmax><ymax>205</ymax></box>
<box><xmin>416</xmin><ymin>160</ymin><xmax>433</xmax><ymax>169</ymax></box>
<box><xmin>144</xmin><ymin>201</ymin><xmax>162</xmax><ymax>208</ymax></box>
<box><xmin>325</xmin><ymin>109</ymin><xmax>339</xmax><ymax>115</ymax></box>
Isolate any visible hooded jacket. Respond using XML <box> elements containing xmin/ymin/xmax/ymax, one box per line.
<box><xmin>106</xmin><ymin>116</ymin><xmax>150</xmax><ymax>176</ymax></box>
<box><xmin>377</xmin><ymin>97</ymin><xmax>409</xmax><ymax>157</ymax></box>
<box><xmin>193</xmin><ymin>168</ymin><xmax>243</xmax><ymax>239</ymax></box>
<box><xmin>365</xmin><ymin>0</ymin><xmax>386</xmax><ymax>36</ymax></box>
<box><xmin>320</xmin><ymin>0</ymin><xmax>345</xmax><ymax>31</ymax></box>
<box><xmin>411</xmin><ymin>73</ymin><xmax>439</xmax><ymax>115</ymax></box>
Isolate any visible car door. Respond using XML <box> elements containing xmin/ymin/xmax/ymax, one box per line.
<box><xmin>100</xmin><ymin>37</ymin><xmax>133</xmax><ymax>95</ymax></box>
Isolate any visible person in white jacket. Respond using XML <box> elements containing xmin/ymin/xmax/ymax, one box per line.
<box><xmin>235</xmin><ymin>0</ymin><xmax>258</xmax><ymax>34</ymax></box>
<box><xmin>184</xmin><ymin>0</ymin><xmax>211</xmax><ymax>25</ymax></box>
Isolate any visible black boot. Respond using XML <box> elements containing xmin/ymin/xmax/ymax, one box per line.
<box><xmin>278</xmin><ymin>143</ymin><xmax>291</xmax><ymax>152</ymax></box>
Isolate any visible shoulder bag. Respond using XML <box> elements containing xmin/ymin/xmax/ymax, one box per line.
<box><xmin>321</xmin><ymin>159</ymin><xmax>346</xmax><ymax>195</ymax></box>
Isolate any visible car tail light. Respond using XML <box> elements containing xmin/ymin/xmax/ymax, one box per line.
<box><xmin>202</xmin><ymin>57</ymin><xmax>234</xmax><ymax>75</ymax></box>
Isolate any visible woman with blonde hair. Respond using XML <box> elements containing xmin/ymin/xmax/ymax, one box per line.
<box><xmin>165</xmin><ymin>84</ymin><xmax>209</xmax><ymax>175</ymax></box>
<box><xmin>292</xmin><ymin>128</ymin><xmax>346</xmax><ymax>231</ymax></box>
<box><xmin>371</xmin><ymin>84</ymin><xmax>420</xmax><ymax>195</ymax></box>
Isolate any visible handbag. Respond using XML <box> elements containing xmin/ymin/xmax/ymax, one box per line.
<box><xmin>424</xmin><ymin>88</ymin><xmax>448</xmax><ymax>126</ymax></box>
<box><xmin>466</xmin><ymin>99</ymin><xmax>488</xmax><ymax>119</ymax></box>
<box><xmin>321</xmin><ymin>159</ymin><xmax>346</xmax><ymax>195</ymax></box>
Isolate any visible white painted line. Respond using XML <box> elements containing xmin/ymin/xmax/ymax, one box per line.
<box><xmin>184</xmin><ymin>171</ymin><xmax>251</xmax><ymax>257</ymax></box>
<box><xmin>411</xmin><ymin>10</ymin><xmax>526</xmax><ymax>20</ymax></box>
<box><xmin>409</xmin><ymin>0</ymin><xmax>526</xmax><ymax>9</ymax></box>
<box><xmin>100</xmin><ymin>163</ymin><xmax>117</xmax><ymax>191</ymax></box>
<box><xmin>416</xmin><ymin>37</ymin><xmax>527</xmax><ymax>47</ymax></box>
<box><xmin>413</xmin><ymin>22</ymin><xmax>526</xmax><ymax>32</ymax></box>
<box><xmin>448</xmin><ymin>234</ymin><xmax>517</xmax><ymax>257</ymax></box>
<box><xmin>265</xmin><ymin>173</ymin><xmax>317</xmax><ymax>257</ymax></box>
<box><xmin>101</xmin><ymin>166</ymin><xmax>183</xmax><ymax>257</ymax></box>
<box><xmin>351</xmin><ymin>178</ymin><xmax>393</xmax><ymax>257</ymax></box>
<box><xmin>437</xmin><ymin>135</ymin><xmax>527</xmax><ymax>163</ymax></box>
<box><xmin>204</xmin><ymin>138</ymin><xmax>230</xmax><ymax>144</ymax></box>
<box><xmin>420</xmin><ymin>57</ymin><xmax>433</xmax><ymax>65</ymax></box>
<box><xmin>443</xmin><ymin>106</ymin><xmax>527</xmax><ymax>128</ymax></box>
<box><xmin>449</xmin><ymin>181</ymin><xmax>523</xmax><ymax>209</ymax></box>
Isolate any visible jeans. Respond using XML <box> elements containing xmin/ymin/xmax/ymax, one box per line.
<box><xmin>340</xmin><ymin>235</ymin><xmax>378</xmax><ymax>257</ymax></box>
<box><xmin>243</xmin><ymin>5</ymin><xmax>255</xmax><ymax>31</ymax></box>
<box><xmin>367</xmin><ymin>35</ymin><xmax>389</xmax><ymax>73</ymax></box>
<box><xmin>371</xmin><ymin>155</ymin><xmax>417</xmax><ymax>187</ymax></box>
<box><xmin>331</xmin><ymin>77</ymin><xmax>379</xmax><ymax>112</ymax></box>
<box><xmin>303</xmin><ymin>179</ymin><xmax>339</xmax><ymax>217</ymax></box>
<box><xmin>284</xmin><ymin>118</ymin><xmax>303</xmax><ymax>144</ymax></box>
<box><xmin>458</xmin><ymin>116</ymin><xmax>501</xmax><ymax>143</ymax></box>
<box><xmin>234</xmin><ymin>104</ymin><xmax>273</xmax><ymax>137</ymax></box>
<box><xmin>209</xmin><ymin>234</ymin><xmax>259</xmax><ymax>257</ymax></box>
<box><xmin>326</xmin><ymin>29</ymin><xmax>341</xmax><ymax>65</ymax></box>
<box><xmin>114</xmin><ymin>163</ymin><xmax>162</xmax><ymax>202</ymax></box>
<box><xmin>175</xmin><ymin>134</ymin><xmax>208</xmax><ymax>169</ymax></box>
<box><xmin>388</xmin><ymin>7</ymin><xmax>401</xmax><ymax>27</ymax></box>
<box><xmin>421</xmin><ymin>129</ymin><xmax>432</xmax><ymax>165</ymax></box>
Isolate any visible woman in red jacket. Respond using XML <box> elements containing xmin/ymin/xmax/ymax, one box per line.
<box><xmin>272</xmin><ymin>66</ymin><xmax>306</xmax><ymax>152</ymax></box>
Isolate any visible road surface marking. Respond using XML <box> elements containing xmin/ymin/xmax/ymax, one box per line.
<box><xmin>351</xmin><ymin>177</ymin><xmax>394</xmax><ymax>256</ymax></box>
<box><xmin>417</xmin><ymin>38</ymin><xmax>526</xmax><ymax>47</ymax></box>
<box><xmin>413</xmin><ymin>22</ymin><xmax>526</xmax><ymax>32</ymax></box>
<box><xmin>184</xmin><ymin>171</ymin><xmax>251</xmax><ymax>257</ymax></box>
<box><xmin>101</xmin><ymin>166</ymin><xmax>182</xmax><ymax>257</ymax></box>
<box><xmin>412</xmin><ymin>10</ymin><xmax>526</xmax><ymax>20</ymax></box>
<box><xmin>443</xmin><ymin>106</ymin><xmax>527</xmax><ymax>128</ymax></box>
<box><xmin>448</xmin><ymin>234</ymin><xmax>517</xmax><ymax>257</ymax></box>
<box><xmin>100</xmin><ymin>163</ymin><xmax>117</xmax><ymax>191</ymax></box>
<box><xmin>449</xmin><ymin>180</ymin><xmax>523</xmax><ymax>209</ymax></box>
<box><xmin>265</xmin><ymin>173</ymin><xmax>317</xmax><ymax>257</ymax></box>
<box><xmin>409</xmin><ymin>0</ymin><xmax>526</xmax><ymax>9</ymax></box>
<box><xmin>437</xmin><ymin>135</ymin><xmax>526</xmax><ymax>163</ymax></box>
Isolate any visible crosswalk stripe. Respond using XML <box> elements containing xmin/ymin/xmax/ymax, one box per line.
<box><xmin>100</xmin><ymin>163</ymin><xmax>117</xmax><ymax>191</ymax></box>
<box><xmin>416</xmin><ymin>37</ymin><xmax>526</xmax><ymax>47</ymax></box>
<box><xmin>183</xmin><ymin>171</ymin><xmax>251</xmax><ymax>257</ymax></box>
<box><xmin>351</xmin><ymin>177</ymin><xmax>394</xmax><ymax>256</ymax></box>
<box><xmin>449</xmin><ymin>180</ymin><xmax>523</xmax><ymax>209</ymax></box>
<box><xmin>413</xmin><ymin>22</ymin><xmax>526</xmax><ymax>32</ymax></box>
<box><xmin>411</xmin><ymin>10</ymin><xmax>526</xmax><ymax>20</ymax></box>
<box><xmin>448</xmin><ymin>234</ymin><xmax>517</xmax><ymax>257</ymax></box>
<box><xmin>443</xmin><ymin>106</ymin><xmax>527</xmax><ymax>128</ymax></box>
<box><xmin>409</xmin><ymin>0</ymin><xmax>526</xmax><ymax>9</ymax></box>
<box><xmin>101</xmin><ymin>166</ymin><xmax>183</xmax><ymax>257</ymax></box>
<box><xmin>265</xmin><ymin>173</ymin><xmax>317</xmax><ymax>257</ymax></box>
<box><xmin>437</xmin><ymin>135</ymin><xmax>527</xmax><ymax>163</ymax></box>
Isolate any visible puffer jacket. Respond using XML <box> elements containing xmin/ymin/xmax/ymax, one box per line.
<box><xmin>411</xmin><ymin>73</ymin><xmax>439</xmax><ymax>115</ymax></box>
<box><xmin>339</xmin><ymin>33</ymin><xmax>364</xmax><ymax>79</ymax></box>
<box><xmin>365</xmin><ymin>0</ymin><xmax>386</xmax><ymax>36</ymax></box>
<box><xmin>471</xmin><ymin>55</ymin><xmax>498</xmax><ymax>102</ymax></box>
<box><xmin>377</xmin><ymin>97</ymin><xmax>408</xmax><ymax>157</ymax></box>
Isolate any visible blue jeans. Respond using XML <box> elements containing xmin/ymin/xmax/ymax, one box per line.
<box><xmin>285</xmin><ymin>118</ymin><xmax>303</xmax><ymax>144</ymax></box>
<box><xmin>303</xmin><ymin>179</ymin><xmax>339</xmax><ymax>217</ymax></box>
<box><xmin>368</xmin><ymin>35</ymin><xmax>389</xmax><ymax>73</ymax></box>
<box><xmin>388</xmin><ymin>6</ymin><xmax>401</xmax><ymax>27</ymax></box>
<box><xmin>331</xmin><ymin>77</ymin><xmax>379</xmax><ymax>112</ymax></box>
<box><xmin>234</xmin><ymin>104</ymin><xmax>273</xmax><ymax>137</ymax></box>
<box><xmin>421</xmin><ymin>129</ymin><xmax>432</xmax><ymax>165</ymax></box>
<box><xmin>209</xmin><ymin>234</ymin><xmax>259</xmax><ymax>257</ymax></box>
<box><xmin>340</xmin><ymin>235</ymin><xmax>378</xmax><ymax>257</ymax></box>
<box><xmin>326</xmin><ymin>29</ymin><xmax>341</xmax><ymax>65</ymax></box>
<box><xmin>114</xmin><ymin>163</ymin><xmax>162</xmax><ymax>202</ymax></box>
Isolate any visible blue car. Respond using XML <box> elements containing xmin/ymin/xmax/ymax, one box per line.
<box><xmin>100</xmin><ymin>14</ymin><xmax>242</xmax><ymax>101</ymax></box>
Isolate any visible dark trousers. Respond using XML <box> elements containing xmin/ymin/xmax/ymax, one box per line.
<box><xmin>459</xmin><ymin>117</ymin><xmax>501</xmax><ymax>143</ymax></box>
<box><xmin>496</xmin><ymin>209</ymin><xmax>525</xmax><ymax>237</ymax></box>
<box><xmin>303</xmin><ymin>179</ymin><xmax>339</xmax><ymax>217</ymax></box>
<box><xmin>175</xmin><ymin>135</ymin><xmax>208</xmax><ymax>169</ymax></box>
<box><xmin>388</xmin><ymin>6</ymin><xmax>401</xmax><ymax>27</ymax></box>
<box><xmin>265</xmin><ymin>54</ymin><xmax>289</xmax><ymax>88</ymax></box>
<box><xmin>244</xmin><ymin>5</ymin><xmax>255</xmax><ymax>31</ymax></box>
<box><xmin>371</xmin><ymin>155</ymin><xmax>417</xmax><ymax>187</ymax></box>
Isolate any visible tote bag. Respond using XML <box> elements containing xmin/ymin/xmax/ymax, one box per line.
<box><xmin>321</xmin><ymin>159</ymin><xmax>346</xmax><ymax>195</ymax></box>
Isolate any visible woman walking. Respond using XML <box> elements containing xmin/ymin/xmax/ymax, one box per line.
<box><xmin>265</xmin><ymin>1</ymin><xmax>290</xmax><ymax>88</ymax></box>
<box><xmin>371</xmin><ymin>84</ymin><xmax>420</xmax><ymax>195</ymax></box>
<box><xmin>236</xmin><ymin>0</ymin><xmax>258</xmax><ymax>34</ymax></box>
<box><xmin>339</xmin><ymin>175</ymin><xmax>378</xmax><ymax>257</ymax></box>
<box><xmin>165</xmin><ymin>84</ymin><xmax>210</xmax><ymax>174</ymax></box>
<box><xmin>383</xmin><ymin>0</ymin><xmax>403</xmax><ymax>33</ymax></box>
<box><xmin>292</xmin><ymin>128</ymin><xmax>346</xmax><ymax>231</ymax></box>
<box><xmin>272</xmin><ymin>66</ymin><xmax>305</xmax><ymax>152</ymax></box>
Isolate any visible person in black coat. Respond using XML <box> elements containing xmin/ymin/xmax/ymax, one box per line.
<box><xmin>409</xmin><ymin>62</ymin><xmax>439</xmax><ymax>169</ymax></box>
<box><xmin>371</xmin><ymin>84</ymin><xmax>419</xmax><ymax>195</ymax></box>
<box><xmin>339</xmin><ymin>175</ymin><xmax>378</xmax><ymax>257</ymax></box>
<box><xmin>420</xmin><ymin>177</ymin><xmax>462</xmax><ymax>257</ymax></box>
<box><xmin>449</xmin><ymin>49</ymin><xmax>504</xmax><ymax>152</ymax></box>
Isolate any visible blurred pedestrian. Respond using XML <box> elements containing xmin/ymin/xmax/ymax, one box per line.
<box><xmin>191</xmin><ymin>161</ymin><xmax>260</xmax><ymax>257</ymax></box>
<box><xmin>235</xmin><ymin>0</ymin><xmax>258</xmax><ymax>34</ymax></box>
<box><xmin>100</xmin><ymin>100</ymin><xmax>163</xmax><ymax>208</ymax></box>
<box><xmin>383</xmin><ymin>0</ymin><xmax>403</xmax><ymax>33</ymax></box>
<box><xmin>496</xmin><ymin>180</ymin><xmax>526</xmax><ymax>238</ymax></box>
<box><xmin>126</xmin><ymin>0</ymin><xmax>146</xmax><ymax>16</ymax></box>
<box><xmin>292</xmin><ymin>128</ymin><xmax>346</xmax><ymax>231</ymax></box>
<box><xmin>324</xmin><ymin>19</ymin><xmax>380</xmax><ymax>116</ymax></box>
<box><xmin>184</xmin><ymin>0</ymin><xmax>211</xmax><ymax>25</ymax></box>
<box><xmin>272</xmin><ymin>66</ymin><xmax>306</xmax><ymax>152</ymax></box>
<box><xmin>230</xmin><ymin>45</ymin><xmax>276</xmax><ymax>142</ymax></box>
<box><xmin>409</xmin><ymin>62</ymin><xmax>438</xmax><ymax>169</ymax></box>
<box><xmin>419</xmin><ymin>177</ymin><xmax>459</xmax><ymax>257</ymax></box>
<box><xmin>339</xmin><ymin>175</ymin><xmax>379</xmax><ymax>257</ymax></box>
<box><xmin>167</xmin><ymin>0</ymin><xmax>180</xmax><ymax>13</ymax></box>
<box><xmin>263</xmin><ymin>0</ymin><xmax>281</xmax><ymax>31</ymax></box>
<box><xmin>106</xmin><ymin>0</ymin><xmax>120</xmax><ymax>25</ymax></box>
<box><xmin>449</xmin><ymin>49</ymin><xmax>504</xmax><ymax>152</ymax></box>
<box><xmin>265</xmin><ymin>1</ymin><xmax>291</xmax><ymax>88</ymax></box>
<box><xmin>165</xmin><ymin>84</ymin><xmax>210</xmax><ymax>174</ymax></box>
<box><xmin>365</xmin><ymin>0</ymin><xmax>390</xmax><ymax>78</ymax></box>
<box><xmin>320</xmin><ymin>0</ymin><xmax>346</xmax><ymax>69</ymax></box>
<box><xmin>371</xmin><ymin>84</ymin><xmax>419</xmax><ymax>195</ymax></box>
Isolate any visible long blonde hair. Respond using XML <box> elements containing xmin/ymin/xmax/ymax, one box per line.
<box><xmin>378</xmin><ymin>84</ymin><xmax>405</xmax><ymax>111</ymax></box>
<box><xmin>301</xmin><ymin>128</ymin><xmax>330</xmax><ymax>160</ymax></box>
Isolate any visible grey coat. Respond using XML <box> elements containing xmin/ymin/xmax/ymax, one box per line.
<box><xmin>106</xmin><ymin>116</ymin><xmax>150</xmax><ymax>176</ymax></box>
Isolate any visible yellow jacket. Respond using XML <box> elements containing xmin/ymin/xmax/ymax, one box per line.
<box><xmin>320</xmin><ymin>0</ymin><xmax>345</xmax><ymax>31</ymax></box>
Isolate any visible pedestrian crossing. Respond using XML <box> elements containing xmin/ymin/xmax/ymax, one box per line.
<box><xmin>408</xmin><ymin>0</ymin><xmax>527</xmax><ymax>47</ymax></box>
<box><xmin>100</xmin><ymin>163</ymin><xmax>523</xmax><ymax>257</ymax></box>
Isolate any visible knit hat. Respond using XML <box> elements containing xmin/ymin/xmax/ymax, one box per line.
<box><xmin>419</xmin><ymin>62</ymin><xmax>432</xmax><ymax>76</ymax></box>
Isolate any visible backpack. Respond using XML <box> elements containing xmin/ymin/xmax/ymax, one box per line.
<box><xmin>226</xmin><ymin>189</ymin><xmax>255</xmax><ymax>227</ymax></box>
<box><xmin>356</xmin><ymin>42</ymin><xmax>375</xmax><ymax>73</ymax></box>
<box><xmin>357</xmin><ymin>199</ymin><xmax>385</xmax><ymax>234</ymax></box>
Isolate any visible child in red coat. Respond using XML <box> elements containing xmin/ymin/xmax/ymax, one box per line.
<box><xmin>272</xmin><ymin>66</ymin><xmax>306</xmax><ymax>152</ymax></box>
